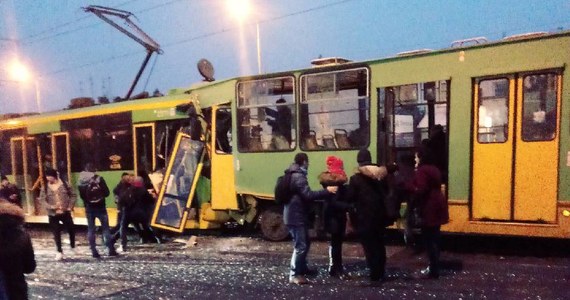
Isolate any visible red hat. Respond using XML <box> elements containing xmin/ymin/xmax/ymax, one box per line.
<box><xmin>326</xmin><ymin>156</ymin><xmax>346</xmax><ymax>177</ymax></box>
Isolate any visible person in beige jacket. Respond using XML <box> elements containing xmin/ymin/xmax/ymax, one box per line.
<box><xmin>39</xmin><ymin>168</ymin><xmax>76</xmax><ymax>261</ymax></box>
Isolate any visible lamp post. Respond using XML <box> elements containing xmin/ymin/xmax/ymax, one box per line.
<box><xmin>8</xmin><ymin>60</ymin><xmax>42</xmax><ymax>113</ymax></box>
<box><xmin>227</xmin><ymin>0</ymin><xmax>262</xmax><ymax>74</ymax></box>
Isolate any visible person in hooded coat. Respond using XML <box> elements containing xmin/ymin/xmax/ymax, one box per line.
<box><xmin>283</xmin><ymin>153</ymin><xmax>336</xmax><ymax>285</ymax></box>
<box><xmin>318</xmin><ymin>156</ymin><xmax>352</xmax><ymax>278</ymax></box>
<box><xmin>347</xmin><ymin>149</ymin><xmax>389</xmax><ymax>282</ymax></box>
<box><xmin>0</xmin><ymin>199</ymin><xmax>36</xmax><ymax>300</ymax></box>
<box><xmin>407</xmin><ymin>146</ymin><xmax>449</xmax><ymax>279</ymax></box>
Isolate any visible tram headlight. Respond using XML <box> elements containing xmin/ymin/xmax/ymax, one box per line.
<box><xmin>563</xmin><ymin>210</ymin><xmax>570</xmax><ymax>217</ymax></box>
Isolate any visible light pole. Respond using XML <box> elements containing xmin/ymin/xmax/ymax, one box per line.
<box><xmin>227</xmin><ymin>0</ymin><xmax>262</xmax><ymax>74</ymax></box>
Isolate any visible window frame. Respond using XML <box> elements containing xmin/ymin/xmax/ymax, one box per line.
<box><xmin>299</xmin><ymin>66</ymin><xmax>371</xmax><ymax>151</ymax></box>
<box><xmin>236</xmin><ymin>75</ymin><xmax>297</xmax><ymax>153</ymax></box>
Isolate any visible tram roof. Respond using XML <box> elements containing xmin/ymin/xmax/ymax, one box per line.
<box><xmin>2</xmin><ymin>29</ymin><xmax>569</xmax><ymax>130</ymax></box>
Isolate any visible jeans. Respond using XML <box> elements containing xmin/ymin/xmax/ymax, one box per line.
<box><xmin>288</xmin><ymin>225</ymin><xmax>311</xmax><ymax>277</ymax></box>
<box><xmin>86</xmin><ymin>210</ymin><xmax>114</xmax><ymax>254</ymax></box>
<box><xmin>48</xmin><ymin>211</ymin><xmax>76</xmax><ymax>252</ymax></box>
<box><xmin>422</xmin><ymin>225</ymin><xmax>441</xmax><ymax>276</ymax></box>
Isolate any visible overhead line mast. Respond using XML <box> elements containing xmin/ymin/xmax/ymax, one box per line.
<box><xmin>83</xmin><ymin>5</ymin><xmax>162</xmax><ymax>100</ymax></box>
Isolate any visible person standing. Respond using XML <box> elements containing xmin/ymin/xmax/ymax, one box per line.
<box><xmin>0</xmin><ymin>175</ymin><xmax>22</xmax><ymax>207</ymax></box>
<box><xmin>318</xmin><ymin>156</ymin><xmax>352</xmax><ymax>279</ymax></box>
<box><xmin>39</xmin><ymin>168</ymin><xmax>76</xmax><ymax>261</ymax></box>
<box><xmin>111</xmin><ymin>172</ymin><xmax>133</xmax><ymax>251</ymax></box>
<box><xmin>0</xmin><ymin>199</ymin><xmax>36</xmax><ymax>300</ymax></box>
<box><xmin>347</xmin><ymin>149</ymin><xmax>389</xmax><ymax>283</ymax></box>
<box><xmin>283</xmin><ymin>153</ymin><xmax>336</xmax><ymax>285</ymax></box>
<box><xmin>407</xmin><ymin>147</ymin><xmax>449</xmax><ymax>279</ymax></box>
<box><xmin>78</xmin><ymin>163</ymin><xmax>118</xmax><ymax>258</ymax></box>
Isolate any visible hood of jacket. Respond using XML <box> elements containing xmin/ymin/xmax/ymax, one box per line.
<box><xmin>79</xmin><ymin>171</ymin><xmax>96</xmax><ymax>185</ymax></box>
<box><xmin>356</xmin><ymin>165</ymin><xmax>388</xmax><ymax>181</ymax></box>
<box><xmin>318</xmin><ymin>171</ymin><xmax>347</xmax><ymax>186</ymax></box>
<box><xmin>286</xmin><ymin>163</ymin><xmax>306</xmax><ymax>175</ymax></box>
<box><xmin>0</xmin><ymin>200</ymin><xmax>25</xmax><ymax>229</ymax></box>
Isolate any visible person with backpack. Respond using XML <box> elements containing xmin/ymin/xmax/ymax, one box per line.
<box><xmin>282</xmin><ymin>153</ymin><xmax>337</xmax><ymax>285</ymax></box>
<box><xmin>318</xmin><ymin>156</ymin><xmax>352</xmax><ymax>279</ymax></box>
<box><xmin>39</xmin><ymin>168</ymin><xmax>76</xmax><ymax>261</ymax></box>
<box><xmin>78</xmin><ymin>163</ymin><xmax>118</xmax><ymax>258</ymax></box>
<box><xmin>0</xmin><ymin>199</ymin><xmax>36</xmax><ymax>300</ymax></box>
<box><xmin>346</xmin><ymin>149</ymin><xmax>389</xmax><ymax>283</ymax></box>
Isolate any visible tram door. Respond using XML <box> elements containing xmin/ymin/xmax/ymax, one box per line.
<box><xmin>134</xmin><ymin>124</ymin><xmax>155</xmax><ymax>176</ymax></box>
<box><xmin>10</xmin><ymin>137</ymin><xmax>39</xmax><ymax>215</ymax></box>
<box><xmin>52</xmin><ymin>133</ymin><xmax>71</xmax><ymax>185</ymax></box>
<box><xmin>210</xmin><ymin>106</ymin><xmax>237</xmax><ymax>210</ymax></box>
<box><xmin>472</xmin><ymin>72</ymin><xmax>560</xmax><ymax>222</ymax></box>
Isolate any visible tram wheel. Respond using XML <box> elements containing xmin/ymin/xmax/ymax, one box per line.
<box><xmin>258</xmin><ymin>206</ymin><xmax>289</xmax><ymax>241</ymax></box>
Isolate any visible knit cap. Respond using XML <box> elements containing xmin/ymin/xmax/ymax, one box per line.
<box><xmin>326</xmin><ymin>156</ymin><xmax>346</xmax><ymax>177</ymax></box>
<box><xmin>357</xmin><ymin>149</ymin><xmax>372</xmax><ymax>166</ymax></box>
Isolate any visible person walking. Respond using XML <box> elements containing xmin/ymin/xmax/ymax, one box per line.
<box><xmin>283</xmin><ymin>153</ymin><xmax>336</xmax><ymax>285</ymax></box>
<box><xmin>318</xmin><ymin>156</ymin><xmax>352</xmax><ymax>279</ymax></box>
<box><xmin>39</xmin><ymin>168</ymin><xmax>76</xmax><ymax>261</ymax></box>
<box><xmin>0</xmin><ymin>199</ymin><xmax>36</xmax><ymax>300</ymax></box>
<box><xmin>347</xmin><ymin>149</ymin><xmax>389</xmax><ymax>283</ymax></box>
<box><xmin>78</xmin><ymin>163</ymin><xmax>118</xmax><ymax>258</ymax></box>
<box><xmin>407</xmin><ymin>146</ymin><xmax>449</xmax><ymax>279</ymax></box>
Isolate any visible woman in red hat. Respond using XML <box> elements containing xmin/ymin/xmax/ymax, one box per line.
<box><xmin>318</xmin><ymin>155</ymin><xmax>352</xmax><ymax>279</ymax></box>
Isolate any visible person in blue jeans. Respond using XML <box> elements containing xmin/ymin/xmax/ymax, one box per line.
<box><xmin>282</xmin><ymin>153</ymin><xmax>336</xmax><ymax>285</ymax></box>
<box><xmin>78</xmin><ymin>163</ymin><xmax>118</xmax><ymax>258</ymax></box>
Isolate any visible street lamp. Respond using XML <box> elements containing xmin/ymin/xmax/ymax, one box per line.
<box><xmin>7</xmin><ymin>60</ymin><xmax>42</xmax><ymax>113</ymax></box>
<box><xmin>227</xmin><ymin>0</ymin><xmax>262</xmax><ymax>74</ymax></box>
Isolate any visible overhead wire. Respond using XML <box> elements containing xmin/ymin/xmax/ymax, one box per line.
<box><xmin>39</xmin><ymin>0</ymin><xmax>359</xmax><ymax>77</ymax></box>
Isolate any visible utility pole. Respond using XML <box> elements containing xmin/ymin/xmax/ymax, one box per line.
<box><xmin>84</xmin><ymin>5</ymin><xmax>162</xmax><ymax>100</ymax></box>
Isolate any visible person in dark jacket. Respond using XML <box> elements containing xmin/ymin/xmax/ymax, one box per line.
<box><xmin>0</xmin><ymin>199</ymin><xmax>36</xmax><ymax>300</ymax></box>
<box><xmin>318</xmin><ymin>156</ymin><xmax>351</xmax><ymax>278</ymax></box>
<box><xmin>116</xmin><ymin>176</ymin><xmax>160</xmax><ymax>250</ymax></box>
<box><xmin>393</xmin><ymin>153</ymin><xmax>418</xmax><ymax>247</ymax></box>
<box><xmin>347</xmin><ymin>149</ymin><xmax>389</xmax><ymax>282</ymax></box>
<box><xmin>78</xmin><ymin>163</ymin><xmax>118</xmax><ymax>258</ymax></box>
<box><xmin>407</xmin><ymin>146</ymin><xmax>449</xmax><ymax>278</ymax></box>
<box><xmin>284</xmin><ymin>153</ymin><xmax>336</xmax><ymax>285</ymax></box>
<box><xmin>0</xmin><ymin>176</ymin><xmax>22</xmax><ymax>207</ymax></box>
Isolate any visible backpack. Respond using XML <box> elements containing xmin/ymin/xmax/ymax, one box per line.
<box><xmin>274</xmin><ymin>171</ymin><xmax>294</xmax><ymax>205</ymax></box>
<box><xmin>85</xmin><ymin>175</ymin><xmax>105</xmax><ymax>204</ymax></box>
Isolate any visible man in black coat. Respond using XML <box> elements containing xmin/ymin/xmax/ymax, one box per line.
<box><xmin>347</xmin><ymin>149</ymin><xmax>389</xmax><ymax>282</ymax></box>
<box><xmin>283</xmin><ymin>153</ymin><xmax>336</xmax><ymax>285</ymax></box>
<box><xmin>0</xmin><ymin>199</ymin><xmax>36</xmax><ymax>300</ymax></box>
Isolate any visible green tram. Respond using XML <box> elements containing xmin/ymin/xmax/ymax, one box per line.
<box><xmin>1</xmin><ymin>30</ymin><xmax>569</xmax><ymax>240</ymax></box>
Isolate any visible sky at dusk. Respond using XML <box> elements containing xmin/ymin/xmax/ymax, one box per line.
<box><xmin>1</xmin><ymin>0</ymin><xmax>569</xmax><ymax>114</ymax></box>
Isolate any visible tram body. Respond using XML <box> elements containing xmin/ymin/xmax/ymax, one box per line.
<box><xmin>1</xmin><ymin>31</ymin><xmax>569</xmax><ymax>239</ymax></box>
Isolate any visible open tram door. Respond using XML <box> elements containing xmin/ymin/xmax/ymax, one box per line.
<box><xmin>10</xmin><ymin>136</ymin><xmax>40</xmax><ymax>215</ymax></box>
<box><xmin>472</xmin><ymin>71</ymin><xmax>561</xmax><ymax>222</ymax></box>
<box><xmin>151</xmin><ymin>131</ymin><xmax>206</xmax><ymax>232</ymax></box>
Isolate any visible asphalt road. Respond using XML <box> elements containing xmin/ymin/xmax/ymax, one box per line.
<box><xmin>24</xmin><ymin>227</ymin><xmax>570</xmax><ymax>299</ymax></box>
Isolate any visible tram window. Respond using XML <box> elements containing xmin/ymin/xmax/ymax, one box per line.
<box><xmin>477</xmin><ymin>79</ymin><xmax>509</xmax><ymax>143</ymax></box>
<box><xmin>62</xmin><ymin>112</ymin><xmax>133</xmax><ymax>172</ymax></box>
<box><xmin>386</xmin><ymin>81</ymin><xmax>448</xmax><ymax>148</ymax></box>
<box><xmin>300</xmin><ymin>68</ymin><xmax>370</xmax><ymax>150</ymax></box>
<box><xmin>521</xmin><ymin>73</ymin><xmax>558</xmax><ymax>141</ymax></box>
<box><xmin>237</xmin><ymin>76</ymin><xmax>296</xmax><ymax>152</ymax></box>
<box><xmin>215</xmin><ymin>108</ymin><xmax>232</xmax><ymax>154</ymax></box>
